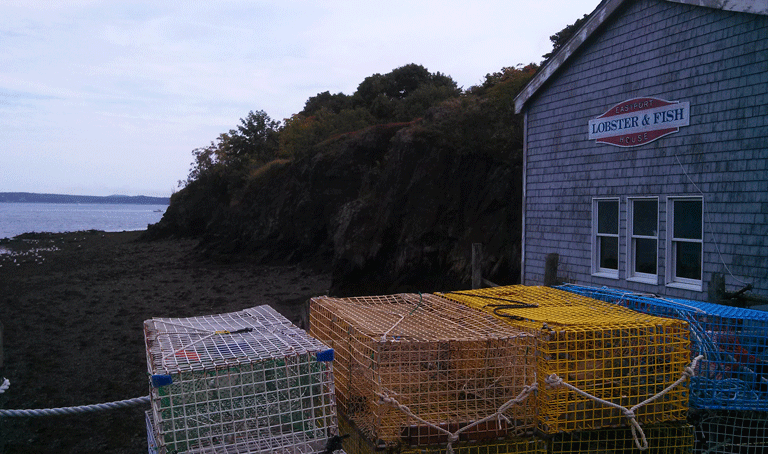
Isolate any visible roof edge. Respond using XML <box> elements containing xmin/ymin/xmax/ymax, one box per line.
<box><xmin>667</xmin><ymin>0</ymin><xmax>768</xmax><ymax>15</ymax></box>
<box><xmin>514</xmin><ymin>0</ymin><xmax>625</xmax><ymax>114</ymax></box>
<box><xmin>513</xmin><ymin>0</ymin><xmax>768</xmax><ymax>114</ymax></box>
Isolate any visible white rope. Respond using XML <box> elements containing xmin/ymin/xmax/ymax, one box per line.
<box><xmin>545</xmin><ymin>355</ymin><xmax>703</xmax><ymax>451</ymax></box>
<box><xmin>377</xmin><ymin>380</ymin><xmax>538</xmax><ymax>454</ymax></box>
<box><xmin>0</xmin><ymin>395</ymin><xmax>150</xmax><ymax>418</ymax></box>
<box><xmin>160</xmin><ymin>331</ymin><xmax>221</xmax><ymax>362</ymax></box>
<box><xmin>381</xmin><ymin>314</ymin><xmax>406</xmax><ymax>341</ymax></box>
<box><xmin>159</xmin><ymin>327</ymin><xmax>254</xmax><ymax>364</ymax></box>
<box><xmin>0</xmin><ymin>377</ymin><xmax>9</xmax><ymax>393</ymax></box>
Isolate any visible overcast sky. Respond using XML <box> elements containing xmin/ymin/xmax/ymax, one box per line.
<box><xmin>1</xmin><ymin>1</ymin><xmax>596</xmax><ymax>198</ymax></box>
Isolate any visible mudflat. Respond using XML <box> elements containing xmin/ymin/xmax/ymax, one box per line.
<box><xmin>0</xmin><ymin>230</ymin><xmax>331</xmax><ymax>454</ymax></box>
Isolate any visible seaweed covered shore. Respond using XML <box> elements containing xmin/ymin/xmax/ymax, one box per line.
<box><xmin>0</xmin><ymin>230</ymin><xmax>331</xmax><ymax>454</ymax></box>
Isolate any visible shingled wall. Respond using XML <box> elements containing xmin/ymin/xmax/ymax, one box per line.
<box><xmin>522</xmin><ymin>0</ymin><xmax>768</xmax><ymax>300</ymax></box>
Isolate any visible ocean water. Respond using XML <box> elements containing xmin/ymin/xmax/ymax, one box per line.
<box><xmin>0</xmin><ymin>202</ymin><xmax>168</xmax><ymax>239</ymax></box>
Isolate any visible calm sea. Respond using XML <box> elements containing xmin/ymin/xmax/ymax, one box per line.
<box><xmin>0</xmin><ymin>202</ymin><xmax>168</xmax><ymax>239</ymax></box>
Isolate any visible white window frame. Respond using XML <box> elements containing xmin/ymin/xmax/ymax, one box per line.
<box><xmin>627</xmin><ymin>197</ymin><xmax>659</xmax><ymax>284</ymax></box>
<box><xmin>592</xmin><ymin>197</ymin><xmax>620</xmax><ymax>279</ymax></box>
<box><xmin>666</xmin><ymin>196</ymin><xmax>703</xmax><ymax>291</ymax></box>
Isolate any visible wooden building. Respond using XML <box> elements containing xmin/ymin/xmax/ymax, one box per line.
<box><xmin>514</xmin><ymin>0</ymin><xmax>767</xmax><ymax>302</ymax></box>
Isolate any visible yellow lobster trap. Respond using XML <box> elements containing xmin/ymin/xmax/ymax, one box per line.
<box><xmin>309</xmin><ymin>293</ymin><xmax>537</xmax><ymax>449</ymax></box>
<box><xmin>438</xmin><ymin>286</ymin><xmax>692</xmax><ymax>435</ymax></box>
<box><xmin>548</xmin><ymin>423</ymin><xmax>694</xmax><ymax>454</ymax></box>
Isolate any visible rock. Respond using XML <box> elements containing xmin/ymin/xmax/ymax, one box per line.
<box><xmin>147</xmin><ymin>118</ymin><xmax>522</xmax><ymax>295</ymax></box>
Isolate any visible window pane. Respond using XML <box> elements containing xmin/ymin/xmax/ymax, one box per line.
<box><xmin>635</xmin><ymin>238</ymin><xmax>657</xmax><ymax>275</ymax></box>
<box><xmin>600</xmin><ymin>236</ymin><xmax>618</xmax><ymax>270</ymax></box>
<box><xmin>674</xmin><ymin>200</ymin><xmax>702</xmax><ymax>240</ymax></box>
<box><xmin>598</xmin><ymin>200</ymin><xmax>618</xmax><ymax>235</ymax></box>
<box><xmin>633</xmin><ymin>200</ymin><xmax>657</xmax><ymax>237</ymax></box>
<box><xmin>676</xmin><ymin>241</ymin><xmax>702</xmax><ymax>280</ymax></box>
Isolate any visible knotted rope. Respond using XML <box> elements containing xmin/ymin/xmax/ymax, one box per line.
<box><xmin>377</xmin><ymin>380</ymin><xmax>537</xmax><ymax>454</ymax></box>
<box><xmin>544</xmin><ymin>355</ymin><xmax>703</xmax><ymax>450</ymax></box>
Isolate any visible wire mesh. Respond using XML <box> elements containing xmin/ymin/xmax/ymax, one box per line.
<box><xmin>309</xmin><ymin>293</ymin><xmax>537</xmax><ymax>448</ymax></box>
<box><xmin>691</xmin><ymin>409</ymin><xmax>768</xmax><ymax>454</ymax></box>
<box><xmin>146</xmin><ymin>409</ymin><xmax>348</xmax><ymax>454</ymax></box>
<box><xmin>144</xmin><ymin>305</ymin><xmax>339</xmax><ymax>454</ymax></box>
<box><xmin>547</xmin><ymin>423</ymin><xmax>694</xmax><ymax>454</ymax></box>
<box><xmin>438</xmin><ymin>286</ymin><xmax>691</xmax><ymax>434</ymax></box>
<box><xmin>337</xmin><ymin>415</ymin><xmax>547</xmax><ymax>454</ymax></box>
<box><xmin>558</xmin><ymin>284</ymin><xmax>768</xmax><ymax>411</ymax></box>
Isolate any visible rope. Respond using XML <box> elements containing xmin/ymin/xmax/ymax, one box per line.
<box><xmin>484</xmin><ymin>303</ymin><xmax>538</xmax><ymax>321</ymax></box>
<box><xmin>381</xmin><ymin>314</ymin><xmax>406</xmax><ymax>341</ymax></box>
<box><xmin>544</xmin><ymin>355</ymin><xmax>703</xmax><ymax>451</ymax></box>
<box><xmin>377</xmin><ymin>380</ymin><xmax>537</xmax><ymax>454</ymax></box>
<box><xmin>159</xmin><ymin>327</ymin><xmax>254</xmax><ymax>363</ymax></box>
<box><xmin>0</xmin><ymin>395</ymin><xmax>150</xmax><ymax>418</ymax></box>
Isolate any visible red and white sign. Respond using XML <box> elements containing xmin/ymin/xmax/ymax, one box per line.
<box><xmin>588</xmin><ymin>97</ymin><xmax>690</xmax><ymax>147</ymax></box>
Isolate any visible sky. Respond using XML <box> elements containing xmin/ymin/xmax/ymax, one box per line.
<box><xmin>1</xmin><ymin>1</ymin><xmax>597</xmax><ymax>198</ymax></box>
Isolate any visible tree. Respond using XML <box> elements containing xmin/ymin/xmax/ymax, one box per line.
<box><xmin>542</xmin><ymin>14</ymin><xmax>590</xmax><ymax>63</ymax></box>
<box><xmin>474</xmin><ymin>64</ymin><xmax>539</xmax><ymax>94</ymax></box>
<box><xmin>225</xmin><ymin>110</ymin><xmax>281</xmax><ymax>167</ymax></box>
<box><xmin>182</xmin><ymin>110</ymin><xmax>281</xmax><ymax>187</ymax></box>
<box><xmin>301</xmin><ymin>91</ymin><xmax>352</xmax><ymax>116</ymax></box>
<box><xmin>353</xmin><ymin>64</ymin><xmax>460</xmax><ymax>121</ymax></box>
<box><xmin>279</xmin><ymin>107</ymin><xmax>376</xmax><ymax>159</ymax></box>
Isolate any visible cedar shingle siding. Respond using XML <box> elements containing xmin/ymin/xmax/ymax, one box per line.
<box><xmin>521</xmin><ymin>0</ymin><xmax>767</xmax><ymax>300</ymax></box>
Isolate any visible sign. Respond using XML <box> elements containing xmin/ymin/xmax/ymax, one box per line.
<box><xmin>588</xmin><ymin>97</ymin><xmax>690</xmax><ymax>147</ymax></box>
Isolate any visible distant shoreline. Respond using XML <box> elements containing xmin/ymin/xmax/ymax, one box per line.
<box><xmin>0</xmin><ymin>192</ymin><xmax>170</xmax><ymax>205</ymax></box>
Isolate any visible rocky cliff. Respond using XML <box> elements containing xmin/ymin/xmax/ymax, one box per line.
<box><xmin>146</xmin><ymin>102</ymin><xmax>522</xmax><ymax>296</ymax></box>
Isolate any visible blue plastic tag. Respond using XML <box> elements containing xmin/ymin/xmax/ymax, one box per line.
<box><xmin>151</xmin><ymin>374</ymin><xmax>173</xmax><ymax>388</ymax></box>
<box><xmin>316</xmin><ymin>349</ymin><xmax>334</xmax><ymax>362</ymax></box>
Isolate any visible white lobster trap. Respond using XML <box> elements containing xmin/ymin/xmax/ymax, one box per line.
<box><xmin>144</xmin><ymin>305</ymin><xmax>339</xmax><ymax>454</ymax></box>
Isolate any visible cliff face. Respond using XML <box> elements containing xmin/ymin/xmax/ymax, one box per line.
<box><xmin>146</xmin><ymin>117</ymin><xmax>522</xmax><ymax>296</ymax></box>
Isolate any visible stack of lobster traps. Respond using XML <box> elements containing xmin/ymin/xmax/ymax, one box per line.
<box><xmin>558</xmin><ymin>284</ymin><xmax>768</xmax><ymax>454</ymax></box>
<box><xmin>439</xmin><ymin>286</ymin><xmax>696</xmax><ymax>454</ymax></box>
<box><xmin>309</xmin><ymin>293</ymin><xmax>545</xmax><ymax>454</ymax></box>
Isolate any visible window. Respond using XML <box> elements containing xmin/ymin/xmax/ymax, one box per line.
<box><xmin>593</xmin><ymin>198</ymin><xmax>619</xmax><ymax>278</ymax></box>
<box><xmin>628</xmin><ymin>198</ymin><xmax>658</xmax><ymax>283</ymax></box>
<box><xmin>667</xmin><ymin>197</ymin><xmax>703</xmax><ymax>289</ymax></box>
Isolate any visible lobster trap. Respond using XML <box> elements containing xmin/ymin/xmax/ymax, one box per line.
<box><xmin>144</xmin><ymin>305</ymin><xmax>339</xmax><ymax>454</ymax></box>
<box><xmin>438</xmin><ymin>286</ymin><xmax>692</xmax><ymax>434</ymax></box>
<box><xmin>547</xmin><ymin>423</ymin><xmax>694</xmax><ymax>454</ymax></box>
<box><xmin>336</xmin><ymin>415</ymin><xmax>547</xmax><ymax>454</ymax></box>
<box><xmin>690</xmin><ymin>409</ymin><xmax>768</xmax><ymax>453</ymax></box>
<box><xmin>309</xmin><ymin>293</ymin><xmax>537</xmax><ymax>448</ymax></box>
<box><xmin>558</xmin><ymin>284</ymin><xmax>768</xmax><ymax>411</ymax></box>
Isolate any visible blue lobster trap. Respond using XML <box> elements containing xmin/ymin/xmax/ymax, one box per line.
<box><xmin>557</xmin><ymin>285</ymin><xmax>768</xmax><ymax>411</ymax></box>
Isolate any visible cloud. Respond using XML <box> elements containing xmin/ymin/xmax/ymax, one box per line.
<box><xmin>0</xmin><ymin>0</ymin><xmax>597</xmax><ymax>196</ymax></box>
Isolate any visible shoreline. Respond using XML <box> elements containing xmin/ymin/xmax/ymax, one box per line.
<box><xmin>0</xmin><ymin>230</ymin><xmax>332</xmax><ymax>454</ymax></box>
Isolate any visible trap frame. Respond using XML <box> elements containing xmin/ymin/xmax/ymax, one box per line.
<box><xmin>558</xmin><ymin>284</ymin><xmax>768</xmax><ymax>411</ymax></box>
<box><xmin>147</xmin><ymin>411</ymin><xmax>159</xmax><ymax>454</ymax></box>
<box><xmin>690</xmin><ymin>409</ymin><xmax>768</xmax><ymax>454</ymax></box>
<box><xmin>438</xmin><ymin>286</ymin><xmax>691</xmax><ymax>435</ymax></box>
<box><xmin>337</xmin><ymin>415</ymin><xmax>547</xmax><ymax>454</ymax></box>
<box><xmin>309</xmin><ymin>293</ymin><xmax>537</xmax><ymax>448</ymax></box>
<box><xmin>144</xmin><ymin>305</ymin><xmax>338</xmax><ymax>454</ymax></box>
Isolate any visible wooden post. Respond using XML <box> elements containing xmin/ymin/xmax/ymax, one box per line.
<box><xmin>472</xmin><ymin>243</ymin><xmax>483</xmax><ymax>289</ymax></box>
<box><xmin>544</xmin><ymin>253</ymin><xmax>559</xmax><ymax>286</ymax></box>
<box><xmin>708</xmin><ymin>273</ymin><xmax>725</xmax><ymax>304</ymax></box>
